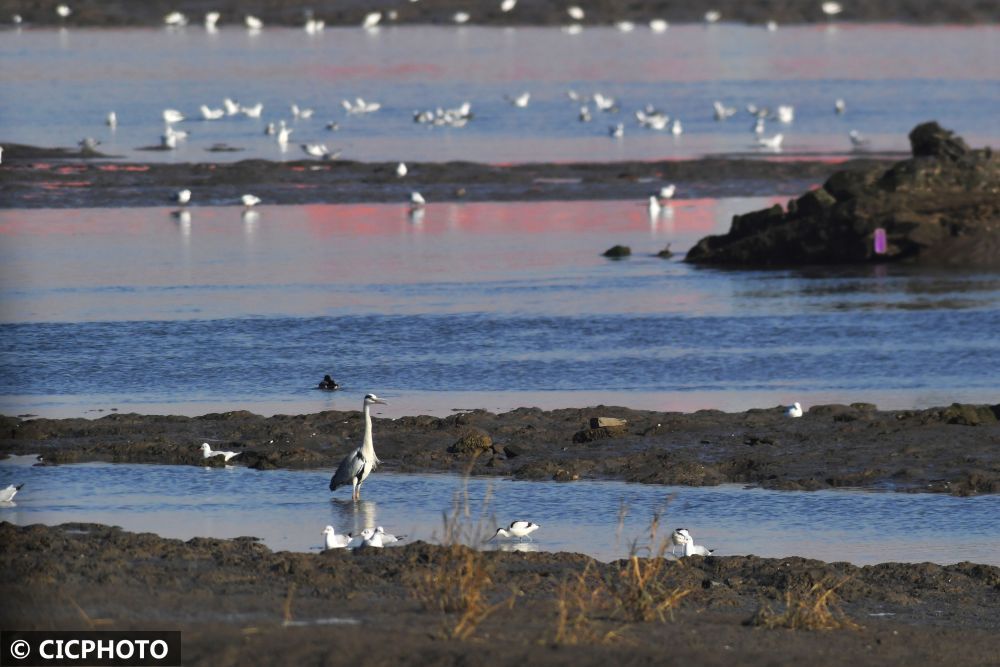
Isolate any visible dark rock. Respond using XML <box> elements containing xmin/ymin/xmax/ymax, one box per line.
<box><xmin>656</xmin><ymin>244</ymin><xmax>675</xmax><ymax>259</ymax></box>
<box><xmin>603</xmin><ymin>245</ymin><xmax>631</xmax><ymax>258</ymax></box>
<box><xmin>572</xmin><ymin>425</ymin><xmax>628</xmax><ymax>443</ymax></box>
<box><xmin>503</xmin><ymin>444</ymin><xmax>525</xmax><ymax>458</ymax></box>
<box><xmin>685</xmin><ymin>123</ymin><xmax>1000</xmax><ymax>267</ymax></box>
<box><xmin>447</xmin><ymin>430</ymin><xmax>493</xmax><ymax>454</ymax></box>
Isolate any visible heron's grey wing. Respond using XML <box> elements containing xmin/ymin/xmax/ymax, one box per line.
<box><xmin>329</xmin><ymin>448</ymin><xmax>366</xmax><ymax>491</ymax></box>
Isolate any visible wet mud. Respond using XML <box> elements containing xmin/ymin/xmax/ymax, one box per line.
<box><xmin>3</xmin><ymin>402</ymin><xmax>999</xmax><ymax>495</ymax></box>
<box><xmin>2</xmin><ymin>522</ymin><xmax>998</xmax><ymax>666</ymax></box>
<box><xmin>0</xmin><ymin>144</ymin><xmax>896</xmax><ymax>208</ymax></box>
<box><xmin>3</xmin><ymin>0</ymin><xmax>997</xmax><ymax>27</ymax></box>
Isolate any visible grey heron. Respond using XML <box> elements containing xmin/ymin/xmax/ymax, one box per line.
<box><xmin>329</xmin><ymin>394</ymin><xmax>387</xmax><ymax>500</ymax></box>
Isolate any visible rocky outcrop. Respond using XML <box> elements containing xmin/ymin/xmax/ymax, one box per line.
<box><xmin>686</xmin><ymin>123</ymin><xmax>1000</xmax><ymax>266</ymax></box>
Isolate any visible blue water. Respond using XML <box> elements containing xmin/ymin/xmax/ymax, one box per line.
<box><xmin>1</xmin><ymin>201</ymin><xmax>998</xmax><ymax>417</ymax></box>
<box><xmin>1</xmin><ymin>25</ymin><xmax>997</xmax><ymax>161</ymax></box>
<box><xmin>1</xmin><ymin>460</ymin><xmax>997</xmax><ymax>565</ymax></box>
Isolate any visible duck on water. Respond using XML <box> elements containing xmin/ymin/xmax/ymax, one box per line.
<box><xmin>318</xmin><ymin>374</ymin><xmax>340</xmax><ymax>390</ymax></box>
<box><xmin>329</xmin><ymin>394</ymin><xmax>387</xmax><ymax>500</ymax></box>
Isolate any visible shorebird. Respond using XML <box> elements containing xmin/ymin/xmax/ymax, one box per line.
<box><xmin>713</xmin><ymin>101</ymin><xmax>736</xmax><ymax>121</ymax></box>
<box><xmin>671</xmin><ymin>119</ymin><xmax>683</xmax><ymax>135</ymax></box>
<box><xmin>357</xmin><ymin>528</ymin><xmax>384</xmax><ymax>548</ymax></box>
<box><xmin>650</xmin><ymin>19</ymin><xmax>669</xmax><ymax>32</ymax></box>
<box><xmin>241</xmin><ymin>103</ymin><xmax>263</xmax><ymax>118</ymax></box>
<box><xmin>609</xmin><ymin>123</ymin><xmax>624</xmax><ymax>138</ymax></box>
<box><xmin>835</xmin><ymin>98</ymin><xmax>847</xmax><ymax>114</ymax></box>
<box><xmin>776</xmin><ymin>105</ymin><xmax>795</xmax><ymax>124</ymax></box>
<box><xmin>636</xmin><ymin>108</ymin><xmax>669</xmax><ymax>130</ymax></box>
<box><xmin>567</xmin><ymin>6</ymin><xmax>584</xmax><ymax>20</ymax></box>
<box><xmin>106</xmin><ymin>111</ymin><xmax>117</xmax><ymax>128</ymax></box>
<box><xmin>396</xmin><ymin>162</ymin><xmax>408</xmax><ymax>177</ymax></box>
<box><xmin>0</xmin><ymin>483</ymin><xmax>24</xmax><ymax>502</ymax></box>
<box><xmin>304</xmin><ymin>18</ymin><xmax>325</xmax><ymax>34</ymax></box>
<box><xmin>409</xmin><ymin>191</ymin><xmax>426</xmax><ymax>209</ymax></box>
<box><xmin>757</xmin><ymin>133</ymin><xmax>784</xmax><ymax>150</ymax></box>
<box><xmin>276</xmin><ymin>124</ymin><xmax>293</xmax><ymax>146</ymax></box>
<box><xmin>162</xmin><ymin>109</ymin><xmax>184</xmax><ymax>125</ymax></box>
<box><xmin>647</xmin><ymin>196</ymin><xmax>661</xmax><ymax>216</ymax></box>
<box><xmin>200</xmin><ymin>442</ymin><xmax>239</xmax><ymax>462</ymax></box>
<box><xmin>822</xmin><ymin>2</ymin><xmax>843</xmax><ymax>17</ymax></box>
<box><xmin>291</xmin><ymin>103</ymin><xmax>313</xmax><ymax>119</ymax></box>
<box><xmin>362</xmin><ymin>12</ymin><xmax>382</xmax><ymax>29</ymax></box>
<box><xmin>786</xmin><ymin>402</ymin><xmax>804</xmax><ymax>418</ymax></box>
<box><xmin>329</xmin><ymin>394</ymin><xmax>388</xmax><ymax>500</ymax></box>
<box><xmin>322</xmin><ymin>526</ymin><xmax>351</xmax><ymax>550</ymax></box>
<box><xmin>676</xmin><ymin>528</ymin><xmax>714</xmax><ymax>557</ymax></box>
<box><xmin>301</xmin><ymin>143</ymin><xmax>330</xmax><ymax>158</ymax></box>
<box><xmin>704</xmin><ymin>10</ymin><xmax>721</xmax><ymax>23</ymax></box>
<box><xmin>164</xmin><ymin>11</ymin><xmax>188</xmax><ymax>26</ymax></box>
<box><xmin>592</xmin><ymin>93</ymin><xmax>616</xmax><ymax>112</ymax></box>
<box><xmin>506</xmin><ymin>92</ymin><xmax>530</xmax><ymax>108</ymax></box>
<box><xmin>241</xmin><ymin>194</ymin><xmax>261</xmax><ymax>207</ymax></box>
<box><xmin>453</xmin><ymin>11</ymin><xmax>470</xmax><ymax>24</ymax></box>
<box><xmin>501</xmin><ymin>0</ymin><xmax>517</xmax><ymax>12</ymax></box>
<box><xmin>56</xmin><ymin>5</ymin><xmax>71</xmax><ymax>19</ymax></box>
<box><xmin>204</xmin><ymin>12</ymin><xmax>220</xmax><ymax>30</ymax></box>
<box><xmin>245</xmin><ymin>15</ymin><xmax>263</xmax><ymax>31</ymax></box>
<box><xmin>490</xmin><ymin>521</ymin><xmax>540</xmax><ymax>541</ymax></box>
<box><xmin>659</xmin><ymin>184</ymin><xmax>676</xmax><ymax>201</ymax></box>
<box><xmin>223</xmin><ymin>98</ymin><xmax>240</xmax><ymax>116</ymax></box>
<box><xmin>175</xmin><ymin>189</ymin><xmax>191</xmax><ymax>205</ymax></box>
<box><xmin>376</xmin><ymin>526</ymin><xmax>406</xmax><ymax>544</ymax></box>
<box><xmin>849</xmin><ymin>130</ymin><xmax>871</xmax><ymax>148</ymax></box>
<box><xmin>200</xmin><ymin>105</ymin><xmax>224</xmax><ymax>120</ymax></box>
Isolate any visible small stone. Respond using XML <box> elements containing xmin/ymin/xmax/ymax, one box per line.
<box><xmin>503</xmin><ymin>444</ymin><xmax>525</xmax><ymax>458</ymax></box>
<box><xmin>602</xmin><ymin>244</ymin><xmax>631</xmax><ymax>258</ymax></box>
<box><xmin>447</xmin><ymin>430</ymin><xmax>493</xmax><ymax>454</ymax></box>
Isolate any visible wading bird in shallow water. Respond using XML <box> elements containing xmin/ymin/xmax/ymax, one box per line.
<box><xmin>241</xmin><ymin>194</ymin><xmax>261</xmax><ymax>207</ymax></box>
<box><xmin>329</xmin><ymin>394</ymin><xmax>388</xmax><ymax>500</ymax></box>
<box><xmin>0</xmin><ymin>483</ymin><xmax>24</xmax><ymax>502</ymax></box>
<box><xmin>322</xmin><ymin>525</ymin><xmax>350</xmax><ymax>550</ymax></box>
<box><xmin>490</xmin><ymin>521</ymin><xmax>540</xmax><ymax>541</ymax></box>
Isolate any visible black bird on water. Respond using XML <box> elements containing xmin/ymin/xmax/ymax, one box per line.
<box><xmin>318</xmin><ymin>374</ymin><xmax>340</xmax><ymax>391</ymax></box>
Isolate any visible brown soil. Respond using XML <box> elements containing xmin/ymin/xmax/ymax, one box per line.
<box><xmin>3</xmin><ymin>402</ymin><xmax>999</xmax><ymax>495</ymax></box>
<box><xmin>1</xmin><ymin>522</ymin><xmax>998</xmax><ymax>666</ymax></box>
<box><xmin>4</xmin><ymin>0</ymin><xmax>998</xmax><ymax>26</ymax></box>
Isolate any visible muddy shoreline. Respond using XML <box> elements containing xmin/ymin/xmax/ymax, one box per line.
<box><xmin>0</xmin><ymin>143</ymin><xmax>897</xmax><ymax>208</ymax></box>
<box><xmin>2</xmin><ymin>522</ymin><xmax>998</xmax><ymax>666</ymax></box>
<box><xmin>3</xmin><ymin>402</ymin><xmax>999</xmax><ymax>495</ymax></box>
<box><xmin>4</xmin><ymin>0</ymin><xmax>998</xmax><ymax>27</ymax></box>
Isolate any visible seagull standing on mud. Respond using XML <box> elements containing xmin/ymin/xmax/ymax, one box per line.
<box><xmin>329</xmin><ymin>394</ymin><xmax>388</xmax><ymax>500</ymax></box>
<box><xmin>322</xmin><ymin>525</ymin><xmax>351</xmax><ymax>549</ymax></box>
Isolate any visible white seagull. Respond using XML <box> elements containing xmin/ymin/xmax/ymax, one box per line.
<box><xmin>567</xmin><ymin>6</ymin><xmax>585</xmax><ymax>20</ymax></box>
<box><xmin>786</xmin><ymin>402</ymin><xmax>804</xmax><ymax>418</ymax></box>
<box><xmin>329</xmin><ymin>394</ymin><xmax>388</xmax><ymax>500</ymax></box>
<box><xmin>647</xmin><ymin>196</ymin><xmax>661</xmax><ymax>216</ymax></box>
<box><xmin>200</xmin><ymin>442</ymin><xmax>239</xmax><ymax>462</ymax></box>
<box><xmin>659</xmin><ymin>184</ymin><xmax>676</xmax><ymax>201</ymax></box>
<box><xmin>164</xmin><ymin>11</ymin><xmax>188</xmax><ymax>26</ymax></box>
<box><xmin>200</xmin><ymin>105</ymin><xmax>224</xmax><ymax>120</ymax></box>
<box><xmin>757</xmin><ymin>133</ymin><xmax>784</xmax><ymax>150</ymax></box>
<box><xmin>501</xmin><ymin>0</ymin><xmax>517</xmax><ymax>12</ymax></box>
<box><xmin>56</xmin><ymin>5</ymin><xmax>71</xmax><ymax>19</ymax></box>
<box><xmin>204</xmin><ymin>12</ymin><xmax>220</xmax><ymax>30</ymax></box>
<box><xmin>175</xmin><ymin>189</ymin><xmax>191</xmax><ymax>205</ymax></box>
<box><xmin>396</xmin><ymin>162</ymin><xmax>408</xmax><ymax>177</ymax></box>
<box><xmin>506</xmin><ymin>92</ymin><xmax>530</xmax><ymax>108</ymax></box>
<box><xmin>669</xmin><ymin>528</ymin><xmax>686</xmax><ymax>556</ymax></box>
<box><xmin>704</xmin><ymin>10</ymin><xmax>721</xmax><ymax>23</ymax></box>
<box><xmin>409</xmin><ymin>191</ymin><xmax>426</xmax><ymax>209</ymax></box>
<box><xmin>245</xmin><ymin>15</ymin><xmax>263</xmax><ymax>31</ymax></box>
<box><xmin>453</xmin><ymin>11</ymin><xmax>470</xmax><ymax>24</ymax></box>
<box><xmin>357</xmin><ymin>527</ymin><xmax>384</xmax><ymax>549</ymax></box>
<box><xmin>609</xmin><ymin>123</ymin><xmax>624</xmax><ymax>138</ymax></box>
<box><xmin>490</xmin><ymin>521</ymin><xmax>540</xmax><ymax>541</ymax></box>
<box><xmin>301</xmin><ymin>143</ymin><xmax>330</xmax><ymax>158</ymax></box>
<box><xmin>241</xmin><ymin>194</ymin><xmax>261</xmax><ymax>207</ymax></box>
<box><xmin>671</xmin><ymin>119</ymin><xmax>683</xmax><ymax>135</ymax></box>
<box><xmin>776</xmin><ymin>105</ymin><xmax>795</xmax><ymax>123</ymax></box>
<box><xmin>291</xmin><ymin>103</ymin><xmax>314</xmax><ymax>119</ymax></box>
<box><xmin>106</xmin><ymin>111</ymin><xmax>118</xmax><ymax>128</ymax></box>
<box><xmin>0</xmin><ymin>483</ymin><xmax>24</xmax><ymax>503</ymax></box>
<box><xmin>677</xmin><ymin>528</ymin><xmax>714</xmax><ymax>557</ymax></box>
<box><xmin>376</xmin><ymin>526</ymin><xmax>406</xmax><ymax>544</ymax></box>
<box><xmin>649</xmin><ymin>19</ymin><xmax>669</xmax><ymax>32</ymax></box>
<box><xmin>223</xmin><ymin>98</ymin><xmax>240</xmax><ymax>116</ymax></box>
<box><xmin>362</xmin><ymin>12</ymin><xmax>382</xmax><ymax>29</ymax></box>
<box><xmin>713</xmin><ymin>101</ymin><xmax>736</xmax><ymax>121</ymax></box>
<box><xmin>835</xmin><ymin>98</ymin><xmax>847</xmax><ymax>114</ymax></box>
<box><xmin>822</xmin><ymin>2</ymin><xmax>843</xmax><ymax>17</ymax></box>
<box><xmin>849</xmin><ymin>130</ymin><xmax>871</xmax><ymax>148</ymax></box>
<box><xmin>322</xmin><ymin>526</ymin><xmax>351</xmax><ymax>550</ymax></box>
<box><xmin>240</xmin><ymin>103</ymin><xmax>263</xmax><ymax>118</ymax></box>
<box><xmin>163</xmin><ymin>109</ymin><xmax>184</xmax><ymax>124</ymax></box>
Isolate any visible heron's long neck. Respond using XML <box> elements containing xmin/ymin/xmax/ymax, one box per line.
<box><xmin>362</xmin><ymin>403</ymin><xmax>378</xmax><ymax>461</ymax></box>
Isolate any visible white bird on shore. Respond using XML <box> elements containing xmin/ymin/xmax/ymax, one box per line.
<box><xmin>659</xmin><ymin>184</ymin><xmax>676</xmax><ymax>201</ymax></box>
<box><xmin>357</xmin><ymin>528</ymin><xmax>384</xmax><ymax>549</ymax></box>
<box><xmin>713</xmin><ymin>101</ymin><xmax>736</xmax><ymax>121</ymax></box>
<box><xmin>322</xmin><ymin>525</ymin><xmax>351</xmax><ymax>550</ymax></box>
<box><xmin>669</xmin><ymin>528</ymin><xmax>686</xmax><ymax>555</ymax></box>
<box><xmin>301</xmin><ymin>143</ymin><xmax>330</xmax><ymax>158</ymax></box>
<box><xmin>506</xmin><ymin>92</ymin><xmax>530</xmax><ymax>108</ymax></box>
<box><xmin>410</xmin><ymin>191</ymin><xmax>426</xmax><ymax>209</ymax></box>
<box><xmin>362</xmin><ymin>12</ymin><xmax>382</xmax><ymax>29</ymax></box>
<box><xmin>376</xmin><ymin>526</ymin><xmax>406</xmax><ymax>544</ymax></box>
<box><xmin>223</xmin><ymin>98</ymin><xmax>240</xmax><ymax>116</ymax></box>
<box><xmin>200</xmin><ymin>105</ymin><xmax>224</xmax><ymax>120</ymax></box>
<box><xmin>175</xmin><ymin>189</ymin><xmax>191</xmax><ymax>205</ymax></box>
<box><xmin>241</xmin><ymin>103</ymin><xmax>263</xmax><ymax>118</ymax></box>
<box><xmin>396</xmin><ymin>162</ymin><xmax>408</xmax><ymax>177</ymax></box>
<box><xmin>704</xmin><ymin>10</ymin><xmax>721</xmax><ymax>23</ymax></box>
<box><xmin>647</xmin><ymin>196</ymin><xmax>661</xmax><ymax>216</ymax></box>
<box><xmin>567</xmin><ymin>6</ymin><xmax>584</xmax><ymax>20</ymax></box>
<box><xmin>56</xmin><ymin>4</ymin><xmax>71</xmax><ymax>19</ymax></box>
<box><xmin>676</xmin><ymin>528</ymin><xmax>714</xmax><ymax>557</ymax></box>
<box><xmin>501</xmin><ymin>0</ymin><xmax>517</xmax><ymax>12</ymax></box>
<box><xmin>200</xmin><ymin>442</ymin><xmax>239</xmax><ymax>462</ymax></box>
<box><xmin>490</xmin><ymin>521</ymin><xmax>540</xmax><ymax>541</ymax></box>
<box><xmin>757</xmin><ymin>133</ymin><xmax>784</xmax><ymax>150</ymax></box>
<box><xmin>329</xmin><ymin>394</ymin><xmax>388</xmax><ymax>501</ymax></box>
<box><xmin>241</xmin><ymin>194</ymin><xmax>261</xmax><ymax>207</ymax></box>
<box><xmin>163</xmin><ymin>109</ymin><xmax>184</xmax><ymax>125</ymax></box>
<box><xmin>776</xmin><ymin>105</ymin><xmax>795</xmax><ymax>124</ymax></box>
<box><xmin>609</xmin><ymin>123</ymin><xmax>624</xmax><ymax>138</ymax></box>
<box><xmin>106</xmin><ymin>111</ymin><xmax>117</xmax><ymax>128</ymax></box>
<box><xmin>822</xmin><ymin>2</ymin><xmax>843</xmax><ymax>17</ymax></box>
<box><xmin>766</xmin><ymin>20</ymin><xmax>778</xmax><ymax>31</ymax></box>
<box><xmin>164</xmin><ymin>11</ymin><xmax>188</xmax><ymax>27</ymax></box>
<box><xmin>671</xmin><ymin>119</ymin><xmax>683</xmax><ymax>135</ymax></box>
<box><xmin>245</xmin><ymin>15</ymin><xmax>263</xmax><ymax>31</ymax></box>
<box><xmin>650</xmin><ymin>19</ymin><xmax>669</xmax><ymax>32</ymax></box>
<box><xmin>849</xmin><ymin>130</ymin><xmax>870</xmax><ymax>148</ymax></box>
<box><xmin>453</xmin><ymin>11</ymin><xmax>470</xmax><ymax>24</ymax></box>
<box><xmin>787</xmin><ymin>402</ymin><xmax>804</xmax><ymax>418</ymax></box>
<box><xmin>835</xmin><ymin>98</ymin><xmax>847</xmax><ymax>114</ymax></box>
<box><xmin>0</xmin><ymin>483</ymin><xmax>24</xmax><ymax>503</ymax></box>
<box><xmin>204</xmin><ymin>12</ymin><xmax>220</xmax><ymax>30</ymax></box>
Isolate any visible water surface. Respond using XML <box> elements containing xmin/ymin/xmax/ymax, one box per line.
<box><xmin>1</xmin><ymin>460</ymin><xmax>997</xmax><ymax>566</ymax></box>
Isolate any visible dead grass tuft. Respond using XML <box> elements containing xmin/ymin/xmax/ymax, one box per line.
<box><xmin>751</xmin><ymin>579</ymin><xmax>862</xmax><ymax>631</ymax></box>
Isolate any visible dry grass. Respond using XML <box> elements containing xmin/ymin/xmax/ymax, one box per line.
<box><xmin>552</xmin><ymin>562</ymin><xmax>619</xmax><ymax>645</ymax></box>
<box><xmin>408</xmin><ymin>459</ymin><xmax>515</xmax><ymax>640</ymax></box>
<box><xmin>751</xmin><ymin>579</ymin><xmax>862</xmax><ymax>631</ymax></box>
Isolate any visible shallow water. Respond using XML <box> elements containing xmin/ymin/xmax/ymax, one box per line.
<box><xmin>1</xmin><ymin>25</ymin><xmax>997</xmax><ymax>162</ymax></box>
<box><xmin>1</xmin><ymin>199</ymin><xmax>998</xmax><ymax>418</ymax></box>
<box><xmin>1</xmin><ymin>460</ymin><xmax>997</xmax><ymax>565</ymax></box>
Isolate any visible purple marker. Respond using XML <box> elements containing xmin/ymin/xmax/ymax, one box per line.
<box><xmin>874</xmin><ymin>228</ymin><xmax>887</xmax><ymax>255</ymax></box>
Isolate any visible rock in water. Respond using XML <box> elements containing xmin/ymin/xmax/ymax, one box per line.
<box><xmin>685</xmin><ymin>123</ymin><xmax>1000</xmax><ymax>266</ymax></box>
<box><xmin>603</xmin><ymin>245</ymin><xmax>632</xmax><ymax>258</ymax></box>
